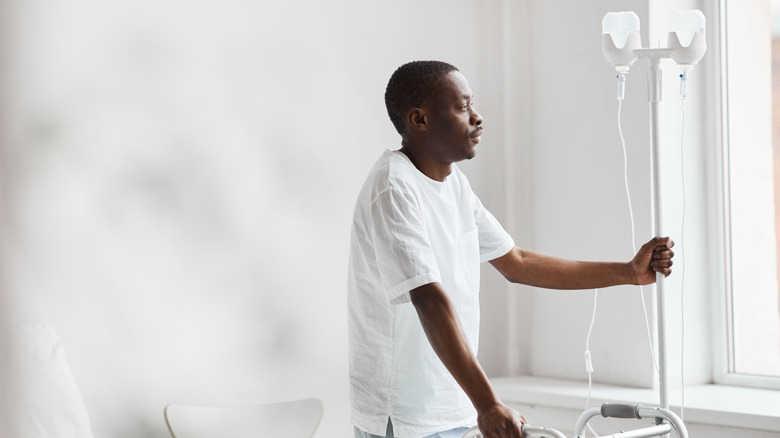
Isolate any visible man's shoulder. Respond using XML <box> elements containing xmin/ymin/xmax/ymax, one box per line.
<box><xmin>362</xmin><ymin>150</ymin><xmax>418</xmax><ymax>194</ymax></box>
<box><xmin>352</xmin><ymin>150</ymin><xmax>421</xmax><ymax>225</ymax></box>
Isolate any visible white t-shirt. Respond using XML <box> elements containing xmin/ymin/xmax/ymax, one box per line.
<box><xmin>348</xmin><ymin>150</ymin><xmax>514</xmax><ymax>438</ymax></box>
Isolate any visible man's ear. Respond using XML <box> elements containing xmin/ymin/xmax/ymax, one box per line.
<box><xmin>406</xmin><ymin>108</ymin><xmax>428</xmax><ymax>132</ymax></box>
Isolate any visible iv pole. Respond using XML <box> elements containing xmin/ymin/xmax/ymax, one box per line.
<box><xmin>571</xmin><ymin>10</ymin><xmax>706</xmax><ymax>438</ymax></box>
<box><xmin>639</xmin><ymin>46</ymin><xmax>674</xmax><ymax>412</ymax></box>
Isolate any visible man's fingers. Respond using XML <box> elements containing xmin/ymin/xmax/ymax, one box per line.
<box><xmin>655</xmin><ymin>266</ymin><xmax>673</xmax><ymax>277</ymax></box>
<box><xmin>652</xmin><ymin>236</ymin><xmax>671</xmax><ymax>246</ymax></box>
<box><xmin>643</xmin><ymin>236</ymin><xmax>674</xmax><ymax>253</ymax></box>
<box><xmin>513</xmin><ymin>421</ymin><xmax>524</xmax><ymax>438</ymax></box>
<box><xmin>516</xmin><ymin>415</ymin><xmax>527</xmax><ymax>438</ymax></box>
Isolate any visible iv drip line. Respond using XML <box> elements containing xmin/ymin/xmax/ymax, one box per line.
<box><xmin>679</xmin><ymin>82</ymin><xmax>687</xmax><ymax>421</ymax></box>
<box><xmin>583</xmin><ymin>289</ymin><xmax>599</xmax><ymax>438</ymax></box>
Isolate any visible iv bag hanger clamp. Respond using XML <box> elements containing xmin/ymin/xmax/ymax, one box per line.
<box><xmin>602</xmin><ymin>10</ymin><xmax>706</xmax><ymax>102</ymax></box>
<box><xmin>602</xmin><ymin>10</ymin><xmax>706</xmax><ymax>73</ymax></box>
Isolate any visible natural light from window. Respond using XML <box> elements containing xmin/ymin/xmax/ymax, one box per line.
<box><xmin>728</xmin><ymin>0</ymin><xmax>780</xmax><ymax>379</ymax></box>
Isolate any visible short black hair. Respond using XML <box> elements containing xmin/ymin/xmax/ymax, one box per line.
<box><xmin>384</xmin><ymin>60</ymin><xmax>459</xmax><ymax>135</ymax></box>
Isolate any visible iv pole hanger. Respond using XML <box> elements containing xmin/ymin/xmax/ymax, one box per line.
<box><xmin>603</xmin><ymin>10</ymin><xmax>705</xmax><ymax>73</ymax></box>
<box><xmin>602</xmin><ymin>10</ymin><xmax>705</xmax><ymax>101</ymax></box>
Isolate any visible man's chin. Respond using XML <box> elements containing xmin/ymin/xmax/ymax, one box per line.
<box><xmin>449</xmin><ymin>147</ymin><xmax>477</xmax><ymax>163</ymax></box>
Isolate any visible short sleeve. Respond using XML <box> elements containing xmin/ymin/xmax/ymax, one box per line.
<box><xmin>471</xmin><ymin>193</ymin><xmax>515</xmax><ymax>262</ymax></box>
<box><xmin>370</xmin><ymin>188</ymin><xmax>441</xmax><ymax>304</ymax></box>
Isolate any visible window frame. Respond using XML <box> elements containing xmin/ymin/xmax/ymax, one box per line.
<box><xmin>713</xmin><ymin>0</ymin><xmax>780</xmax><ymax>391</ymax></box>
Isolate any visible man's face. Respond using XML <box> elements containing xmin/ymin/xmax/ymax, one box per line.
<box><xmin>424</xmin><ymin>71</ymin><xmax>484</xmax><ymax>163</ymax></box>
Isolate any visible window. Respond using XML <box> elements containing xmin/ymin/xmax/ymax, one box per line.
<box><xmin>721</xmin><ymin>0</ymin><xmax>780</xmax><ymax>386</ymax></box>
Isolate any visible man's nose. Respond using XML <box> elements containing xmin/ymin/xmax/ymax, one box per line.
<box><xmin>471</xmin><ymin>109</ymin><xmax>483</xmax><ymax>126</ymax></box>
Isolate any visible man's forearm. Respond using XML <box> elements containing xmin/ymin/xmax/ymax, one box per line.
<box><xmin>409</xmin><ymin>282</ymin><xmax>500</xmax><ymax>414</ymax></box>
<box><xmin>490</xmin><ymin>247</ymin><xmax>634</xmax><ymax>289</ymax></box>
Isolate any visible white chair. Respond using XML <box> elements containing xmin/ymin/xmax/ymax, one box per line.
<box><xmin>164</xmin><ymin>398</ymin><xmax>323</xmax><ymax>438</ymax></box>
<box><xmin>10</xmin><ymin>325</ymin><xmax>95</xmax><ymax>438</ymax></box>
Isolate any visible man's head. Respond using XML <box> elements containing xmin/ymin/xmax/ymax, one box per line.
<box><xmin>384</xmin><ymin>61</ymin><xmax>460</xmax><ymax>135</ymax></box>
<box><xmin>385</xmin><ymin>61</ymin><xmax>484</xmax><ymax>168</ymax></box>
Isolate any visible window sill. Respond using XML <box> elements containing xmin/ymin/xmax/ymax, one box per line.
<box><xmin>490</xmin><ymin>376</ymin><xmax>780</xmax><ymax>433</ymax></box>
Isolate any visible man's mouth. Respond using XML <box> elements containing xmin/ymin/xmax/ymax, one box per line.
<box><xmin>471</xmin><ymin>126</ymin><xmax>483</xmax><ymax>142</ymax></box>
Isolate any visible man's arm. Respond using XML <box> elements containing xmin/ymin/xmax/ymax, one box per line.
<box><xmin>489</xmin><ymin>236</ymin><xmax>675</xmax><ymax>289</ymax></box>
<box><xmin>410</xmin><ymin>282</ymin><xmax>525</xmax><ymax>438</ymax></box>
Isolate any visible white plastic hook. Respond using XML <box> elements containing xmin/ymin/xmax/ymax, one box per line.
<box><xmin>603</xmin><ymin>11</ymin><xmax>640</xmax><ymax>49</ymax></box>
<box><xmin>602</xmin><ymin>11</ymin><xmax>641</xmax><ymax>71</ymax></box>
<box><xmin>670</xmin><ymin>10</ymin><xmax>705</xmax><ymax>47</ymax></box>
<box><xmin>668</xmin><ymin>10</ymin><xmax>707</xmax><ymax>67</ymax></box>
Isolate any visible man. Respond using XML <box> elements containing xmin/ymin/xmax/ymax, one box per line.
<box><xmin>347</xmin><ymin>61</ymin><xmax>674</xmax><ymax>438</ymax></box>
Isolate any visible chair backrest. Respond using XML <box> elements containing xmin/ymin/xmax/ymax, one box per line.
<box><xmin>11</xmin><ymin>326</ymin><xmax>95</xmax><ymax>438</ymax></box>
<box><xmin>164</xmin><ymin>398</ymin><xmax>323</xmax><ymax>438</ymax></box>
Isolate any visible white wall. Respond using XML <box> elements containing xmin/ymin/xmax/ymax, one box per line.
<box><xmin>0</xmin><ymin>1</ymin><xmax>498</xmax><ymax>437</ymax></box>
<box><xmin>523</xmin><ymin>0</ymin><xmax>658</xmax><ymax>388</ymax></box>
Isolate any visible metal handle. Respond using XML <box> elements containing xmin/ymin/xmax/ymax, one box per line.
<box><xmin>462</xmin><ymin>424</ymin><xmax>567</xmax><ymax>438</ymax></box>
<box><xmin>574</xmin><ymin>403</ymin><xmax>689</xmax><ymax>438</ymax></box>
<box><xmin>600</xmin><ymin>402</ymin><xmax>643</xmax><ymax>419</ymax></box>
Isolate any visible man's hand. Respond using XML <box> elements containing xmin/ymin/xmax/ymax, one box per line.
<box><xmin>630</xmin><ymin>236</ymin><xmax>675</xmax><ymax>285</ymax></box>
<box><xmin>476</xmin><ymin>403</ymin><xmax>527</xmax><ymax>438</ymax></box>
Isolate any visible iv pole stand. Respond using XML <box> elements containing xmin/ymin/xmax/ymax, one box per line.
<box><xmin>573</xmin><ymin>11</ymin><xmax>704</xmax><ymax>438</ymax></box>
<box><xmin>636</xmin><ymin>47</ymin><xmax>674</xmax><ymax>413</ymax></box>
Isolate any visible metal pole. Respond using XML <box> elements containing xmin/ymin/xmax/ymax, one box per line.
<box><xmin>648</xmin><ymin>59</ymin><xmax>671</xmax><ymax>438</ymax></box>
<box><xmin>648</xmin><ymin>61</ymin><xmax>668</xmax><ymax>412</ymax></box>
<box><xmin>602</xmin><ymin>424</ymin><xmax>673</xmax><ymax>438</ymax></box>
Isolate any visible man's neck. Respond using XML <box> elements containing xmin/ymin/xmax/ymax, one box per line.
<box><xmin>398</xmin><ymin>144</ymin><xmax>451</xmax><ymax>182</ymax></box>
